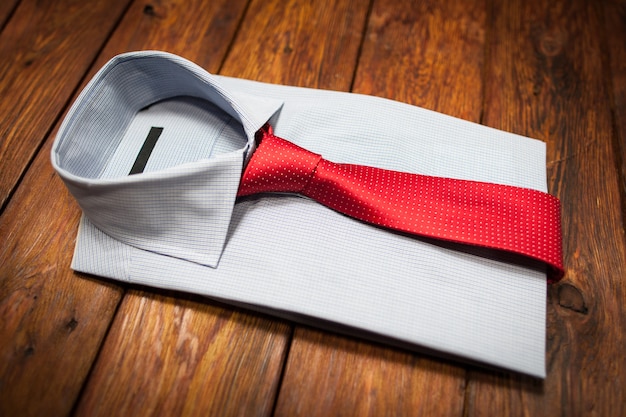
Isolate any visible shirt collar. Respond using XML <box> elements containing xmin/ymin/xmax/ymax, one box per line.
<box><xmin>51</xmin><ymin>51</ymin><xmax>283</xmax><ymax>267</ymax></box>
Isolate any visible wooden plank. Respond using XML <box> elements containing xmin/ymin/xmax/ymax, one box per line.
<box><xmin>220</xmin><ymin>0</ymin><xmax>368</xmax><ymax>90</ymax></box>
<box><xmin>275</xmin><ymin>329</ymin><xmax>467</xmax><ymax>417</ymax></box>
<box><xmin>89</xmin><ymin>0</ymin><xmax>248</xmax><ymax>70</ymax></box>
<box><xmin>354</xmin><ymin>0</ymin><xmax>486</xmax><ymax>117</ymax></box>
<box><xmin>75</xmin><ymin>291</ymin><xmax>290</xmax><ymax>416</ymax></box>
<box><xmin>604</xmin><ymin>0</ymin><xmax>626</xmax><ymax>216</ymax></box>
<box><xmin>466</xmin><ymin>0</ymin><xmax>626</xmax><ymax>415</ymax></box>
<box><xmin>0</xmin><ymin>135</ymin><xmax>124</xmax><ymax>414</ymax></box>
<box><xmin>0</xmin><ymin>0</ymin><xmax>131</xmax><ymax>212</ymax></box>
<box><xmin>273</xmin><ymin>0</ymin><xmax>485</xmax><ymax>415</ymax></box>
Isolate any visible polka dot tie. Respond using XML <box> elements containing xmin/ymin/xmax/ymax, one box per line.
<box><xmin>238</xmin><ymin>125</ymin><xmax>564</xmax><ymax>281</ymax></box>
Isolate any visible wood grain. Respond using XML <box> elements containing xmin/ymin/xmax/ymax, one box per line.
<box><xmin>221</xmin><ymin>0</ymin><xmax>369</xmax><ymax>90</ymax></box>
<box><xmin>74</xmin><ymin>291</ymin><xmax>290</xmax><ymax>417</ymax></box>
<box><xmin>275</xmin><ymin>329</ymin><xmax>466</xmax><ymax>417</ymax></box>
<box><xmin>273</xmin><ymin>0</ymin><xmax>484</xmax><ymax>415</ymax></box>
<box><xmin>466</xmin><ymin>0</ymin><xmax>626</xmax><ymax>415</ymax></box>
<box><xmin>90</xmin><ymin>0</ymin><xmax>248</xmax><ymax>71</ymax></box>
<box><xmin>0</xmin><ymin>133</ymin><xmax>124</xmax><ymax>416</ymax></box>
<box><xmin>0</xmin><ymin>0</ymin><xmax>131</xmax><ymax>211</ymax></box>
<box><xmin>604</xmin><ymin>0</ymin><xmax>626</xmax><ymax>219</ymax></box>
<box><xmin>354</xmin><ymin>0</ymin><xmax>485</xmax><ymax>117</ymax></box>
<box><xmin>0</xmin><ymin>1</ymin><xmax>131</xmax><ymax>416</ymax></box>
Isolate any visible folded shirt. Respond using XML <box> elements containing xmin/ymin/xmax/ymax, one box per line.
<box><xmin>52</xmin><ymin>51</ymin><xmax>550</xmax><ymax>377</ymax></box>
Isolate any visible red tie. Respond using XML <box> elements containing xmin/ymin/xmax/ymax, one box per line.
<box><xmin>238</xmin><ymin>125</ymin><xmax>564</xmax><ymax>281</ymax></box>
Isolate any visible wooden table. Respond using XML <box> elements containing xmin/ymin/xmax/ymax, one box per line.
<box><xmin>1</xmin><ymin>0</ymin><xmax>625</xmax><ymax>415</ymax></box>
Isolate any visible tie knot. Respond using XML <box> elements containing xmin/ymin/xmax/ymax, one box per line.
<box><xmin>238</xmin><ymin>128</ymin><xmax>322</xmax><ymax>197</ymax></box>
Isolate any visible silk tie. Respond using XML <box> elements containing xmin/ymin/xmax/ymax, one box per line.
<box><xmin>237</xmin><ymin>125</ymin><xmax>564</xmax><ymax>281</ymax></box>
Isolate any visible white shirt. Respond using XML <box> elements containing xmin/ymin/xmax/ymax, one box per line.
<box><xmin>51</xmin><ymin>51</ymin><xmax>550</xmax><ymax>377</ymax></box>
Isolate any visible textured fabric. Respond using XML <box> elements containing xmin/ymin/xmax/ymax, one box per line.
<box><xmin>238</xmin><ymin>126</ymin><xmax>563</xmax><ymax>280</ymax></box>
<box><xmin>52</xmin><ymin>53</ymin><xmax>283</xmax><ymax>267</ymax></box>
<box><xmin>52</xmin><ymin>51</ymin><xmax>555</xmax><ymax>377</ymax></box>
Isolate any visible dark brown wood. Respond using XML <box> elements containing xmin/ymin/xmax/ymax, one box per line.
<box><xmin>466</xmin><ymin>0</ymin><xmax>626</xmax><ymax>416</ymax></box>
<box><xmin>0</xmin><ymin>0</ymin><xmax>132</xmax><ymax>211</ymax></box>
<box><xmin>0</xmin><ymin>0</ymin><xmax>19</xmax><ymax>30</ymax></box>
<box><xmin>0</xmin><ymin>1</ymin><xmax>131</xmax><ymax>415</ymax></box>
<box><xmin>0</xmin><ymin>141</ymin><xmax>124</xmax><ymax>416</ymax></box>
<box><xmin>604</xmin><ymin>0</ymin><xmax>626</xmax><ymax>219</ymax></box>
<box><xmin>273</xmin><ymin>1</ymin><xmax>484</xmax><ymax>415</ymax></box>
